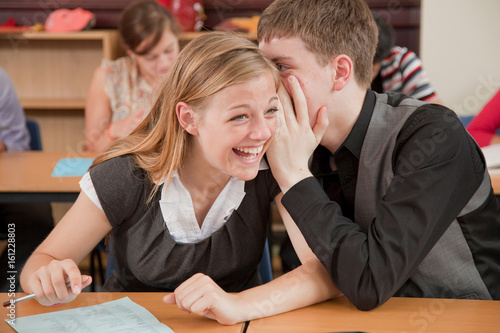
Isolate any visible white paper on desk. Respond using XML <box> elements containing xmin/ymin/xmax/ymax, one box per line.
<box><xmin>4</xmin><ymin>297</ymin><xmax>174</xmax><ymax>333</ymax></box>
<box><xmin>481</xmin><ymin>144</ymin><xmax>500</xmax><ymax>169</ymax></box>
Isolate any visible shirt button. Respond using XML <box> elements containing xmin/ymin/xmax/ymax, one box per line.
<box><xmin>344</xmin><ymin>175</ymin><xmax>352</xmax><ymax>183</ymax></box>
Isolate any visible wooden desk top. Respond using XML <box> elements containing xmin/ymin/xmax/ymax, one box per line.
<box><xmin>0</xmin><ymin>151</ymin><xmax>96</xmax><ymax>193</ymax></box>
<box><xmin>1</xmin><ymin>292</ymin><xmax>244</xmax><ymax>333</ymax></box>
<box><xmin>247</xmin><ymin>296</ymin><xmax>500</xmax><ymax>333</ymax></box>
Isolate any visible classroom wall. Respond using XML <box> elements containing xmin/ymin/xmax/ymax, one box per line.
<box><xmin>421</xmin><ymin>0</ymin><xmax>500</xmax><ymax>116</ymax></box>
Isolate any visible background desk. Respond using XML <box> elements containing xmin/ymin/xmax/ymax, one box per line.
<box><xmin>247</xmin><ymin>296</ymin><xmax>500</xmax><ymax>333</ymax></box>
<box><xmin>0</xmin><ymin>151</ymin><xmax>96</xmax><ymax>203</ymax></box>
<box><xmin>0</xmin><ymin>292</ymin><xmax>244</xmax><ymax>333</ymax></box>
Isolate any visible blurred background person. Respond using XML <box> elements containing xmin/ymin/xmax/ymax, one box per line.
<box><xmin>371</xmin><ymin>13</ymin><xmax>443</xmax><ymax>104</ymax></box>
<box><xmin>467</xmin><ymin>88</ymin><xmax>500</xmax><ymax>147</ymax></box>
<box><xmin>84</xmin><ymin>0</ymin><xmax>180</xmax><ymax>152</ymax></box>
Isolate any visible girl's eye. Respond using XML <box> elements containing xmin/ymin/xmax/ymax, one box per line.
<box><xmin>230</xmin><ymin>114</ymin><xmax>246</xmax><ymax>121</ymax></box>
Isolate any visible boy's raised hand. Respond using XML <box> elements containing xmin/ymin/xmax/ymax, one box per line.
<box><xmin>267</xmin><ymin>75</ymin><xmax>328</xmax><ymax>193</ymax></box>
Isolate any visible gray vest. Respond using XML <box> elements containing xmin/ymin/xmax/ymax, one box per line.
<box><xmin>355</xmin><ymin>93</ymin><xmax>492</xmax><ymax>299</ymax></box>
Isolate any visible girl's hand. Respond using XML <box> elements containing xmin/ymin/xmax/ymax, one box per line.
<box><xmin>163</xmin><ymin>273</ymin><xmax>243</xmax><ymax>325</ymax></box>
<box><xmin>26</xmin><ymin>259</ymin><xmax>92</xmax><ymax>306</ymax></box>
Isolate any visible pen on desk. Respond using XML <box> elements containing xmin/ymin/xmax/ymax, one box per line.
<box><xmin>3</xmin><ymin>293</ymin><xmax>36</xmax><ymax>307</ymax></box>
<box><xmin>2</xmin><ymin>277</ymin><xmax>89</xmax><ymax>307</ymax></box>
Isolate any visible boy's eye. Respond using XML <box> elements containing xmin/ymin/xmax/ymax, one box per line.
<box><xmin>276</xmin><ymin>64</ymin><xmax>287</xmax><ymax>71</ymax></box>
<box><xmin>266</xmin><ymin>107</ymin><xmax>278</xmax><ymax>115</ymax></box>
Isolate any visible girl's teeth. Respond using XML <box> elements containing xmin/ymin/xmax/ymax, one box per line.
<box><xmin>241</xmin><ymin>154</ymin><xmax>258</xmax><ymax>160</ymax></box>
<box><xmin>235</xmin><ymin>146</ymin><xmax>263</xmax><ymax>154</ymax></box>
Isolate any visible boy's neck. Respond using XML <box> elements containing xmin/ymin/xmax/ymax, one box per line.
<box><xmin>321</xmin><ymin>84</ymin><xmax>368</xmax><ymax>154</ymax></box>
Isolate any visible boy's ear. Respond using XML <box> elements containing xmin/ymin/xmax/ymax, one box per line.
<box><xmin>329</xmin><ymin>54</ymin><xmax>353</xmax><ymax>91</ymax></box>
<box><xmin>176</xmin><ymin>102</ymin><xmax>199</xmax><ymax>135</ymax></box>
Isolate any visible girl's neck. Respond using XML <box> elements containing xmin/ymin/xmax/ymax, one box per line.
<box><xmin>178</xmin><ymin>149</ymin><xmax>230</xmax><ymax>198</ymax></box>
<box><xmin>178</xmin><ymin>149</ymin><xmax>231</xmax><ymax>227</ymax></box>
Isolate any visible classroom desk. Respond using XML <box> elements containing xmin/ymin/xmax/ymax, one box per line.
<box><xmin>0</xmin><ymin>151</ymin><xmax>96</xmax><ymax>203</ymax></box>
<box><xmin>247</xmin><ymin>296</ymin><xmax>500</xmax><ymax>333</ymax></box>
<box><xmin>0</xmin><ymin>292</ymin><xmax>244</xmax><ymax>333</ymax></box>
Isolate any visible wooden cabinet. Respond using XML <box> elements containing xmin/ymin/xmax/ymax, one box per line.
<box><xmin>0</xmin><ymin>30</ymin><xmax>122</xmax><ymax>110</ymax></box>
<box><xmin>0</xmin><ymin>30</ymin><xmax>123</xmax><ymax>151</ymax></box>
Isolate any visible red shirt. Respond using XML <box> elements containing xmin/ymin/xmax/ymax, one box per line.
<box><xmin>467</xmin><ymin>89</ymin><xmax>500</xmax><ymax>147</ymax></box>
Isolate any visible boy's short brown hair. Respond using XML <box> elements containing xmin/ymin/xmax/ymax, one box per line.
<box><xmin>258</xmin><ymin>0</ymin><xmax>377</xmax><ymax>89</ymax></box>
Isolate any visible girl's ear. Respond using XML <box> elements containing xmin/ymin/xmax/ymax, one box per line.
<box><xmin>176</xmin><ymin>102</ymin><xmax>199</xmax><ymax>135</ymax></box>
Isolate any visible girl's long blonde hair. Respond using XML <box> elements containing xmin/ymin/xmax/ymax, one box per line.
<box><xmin>91</xmin><ymin>32</ymin><xmax>280</xmax><ymax>201</ymax></box>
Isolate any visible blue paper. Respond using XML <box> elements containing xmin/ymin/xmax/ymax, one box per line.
<box><xmin>51</xmin><ymin>158</ymin><xmax>94</xmax><ymax>177</ymax></box>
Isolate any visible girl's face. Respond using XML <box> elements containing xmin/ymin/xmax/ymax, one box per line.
<box><xmin>188</xmin><ymin>73</ymin><xmax>279</xmax><ymax>181</ymax></box>
<box><xmin>134</xmin><ymin>27</ymin><xmax>179</xmax><ymax>84</ymax></box>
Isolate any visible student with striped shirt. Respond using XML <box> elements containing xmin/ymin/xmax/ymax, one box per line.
<box><xmin>371</xmin><ymin>13</ymin><xmax>443</xmax><ymax>104</ymax></box>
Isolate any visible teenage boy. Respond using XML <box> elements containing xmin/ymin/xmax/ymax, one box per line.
<box><xmin>259</xmin><ymin>0</ymin><xmax>500</xmax><ymax>310</ymax></box>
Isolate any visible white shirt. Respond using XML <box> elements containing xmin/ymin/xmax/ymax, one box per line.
<box><xmin>79</xmin><ymin>160</ymin><xmax>269</xmax><ymax>244</ymax></box>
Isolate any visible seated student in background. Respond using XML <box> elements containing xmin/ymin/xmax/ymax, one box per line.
<box><xmin>371</xmin><ymin>13</ymin><xmax>443</xmax><ymax>104</ymax></box>
<box><xmin>84</xmin><ymin>0</ymin><xmax>180</xmax><ymax>152</ymax></box>
<box><xmin>467</xmin><ymin>88</ymin><xmax>500</xmax><ymax>147</ymax></box>
<box><xmin>21</xmin><ymin>32</ymin><xmax>339</xmax><ymax>325</ymax></box>
<box><xmin>0</xmin><ymin>67</ymin><xmax>53</xmax><ymax>292</ymax></box>
<box><xmin>258</xmin><ymin>0</ymin><xmax>500</xmax><ymax>311</ymax></box>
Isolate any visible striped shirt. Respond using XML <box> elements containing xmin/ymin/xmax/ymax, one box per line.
<box><xmin>379</xmin><ymin>46</ymin><xmax>439</xmax><ymax>102</ymax></box>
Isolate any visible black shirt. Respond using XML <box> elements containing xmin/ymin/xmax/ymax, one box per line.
<box><xmin>282</xmin><ymin>91</ymin><xmax>500</xmax><ymax>309</ymax></box>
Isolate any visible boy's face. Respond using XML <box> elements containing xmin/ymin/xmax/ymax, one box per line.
<box><xmin>259</xmin><ymin>36</ymin><xmax>333</xmax><ymax>128</ymax></box>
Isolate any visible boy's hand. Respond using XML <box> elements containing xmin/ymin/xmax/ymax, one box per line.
<box><xmin>267</xmin><ymin>75</ymin><xmax>328</xmax><ymax>193</ymax></box>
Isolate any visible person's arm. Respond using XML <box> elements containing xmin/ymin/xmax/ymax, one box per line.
<box><xmin>84</xmin><ymin>66</ymin><xmax>114</xmax><ymax>152</ymax></box>
<box><xmin>162</xmin><ymin>242</ymin><xmax>340</xmax><ymax>325</ymax></box>
<box><xmin>280</xmin><ymin>107</ymin><xmax>484</xmax><ymax>311</ymax></box>
<box><xmin>0</xmin><ymin>68</ymin><xmax>30</xmax><ymax>151</ymax></box>
<box><xmin>84</xmin><ymin>66</ymin><xmax>147</xmax><ymax>152</ymax></box>
<box><xmin>20</xmin><ymin>192</ymin><xmax>112</xmax><ymax>305</ymax></box>
<box><xmin>467</xmin><ymin>89</ymin><xmax>500</xmax><ymax>147</ymax></box>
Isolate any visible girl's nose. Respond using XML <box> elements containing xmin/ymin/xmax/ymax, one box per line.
<box><xmin>249</xmin><ymin>117</ymin><xmax>273</xmax><ymax>141</ymax></box>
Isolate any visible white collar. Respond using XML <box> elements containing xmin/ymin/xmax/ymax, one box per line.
<box><xmin>159</xmin><ymin>170</ymin><xmax>245</xmax><ymax>243</ymax></box>
<box><xmin>158</xmin><ymin>159</ymin><xmax>268</xmax><ymax>243</ymax></box>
